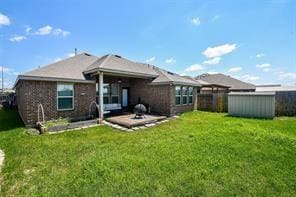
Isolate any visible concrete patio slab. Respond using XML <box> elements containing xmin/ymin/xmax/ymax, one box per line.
<box><xmin>106</xmin><ymin>114</ymin><xmax>167</xmax><ymax>128</ymax></box>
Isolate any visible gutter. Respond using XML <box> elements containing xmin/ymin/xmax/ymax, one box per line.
<box><xmin>84</xmin><ymin>67</ymin><xmax>159</xmax><ymax>78</ymax></box>
<box><xmin>150</xmin><ymin>81</ymin><xmax>202</xmax><ymax>87</ymax></box>
<box><xmin>13</xmin><ymin>75</ymin><xmax>95</xmax><ymax>89</ymax></box>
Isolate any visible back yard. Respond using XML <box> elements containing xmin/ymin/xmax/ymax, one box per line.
<box><xmin>0</xmin><ymin>109</ymin><xmax>295</xmax><ymax>196</ymax></box>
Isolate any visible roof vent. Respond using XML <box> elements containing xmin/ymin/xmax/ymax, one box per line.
<box><xmin>114</xmin><ymin>55</ymin><xmax>121</xmax><ymax>58</ymax></box>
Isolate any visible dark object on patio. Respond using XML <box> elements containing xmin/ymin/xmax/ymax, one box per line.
<box><xmin>134</xmin><ymin>104</ymin><xmax>147</xmax><ymax>119</ymax></box>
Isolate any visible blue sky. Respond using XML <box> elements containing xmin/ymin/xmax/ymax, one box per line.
<box><xmin>1</xmin><ymin>0</ymin><xmax>295</xmax><ymax>88</ymax></box>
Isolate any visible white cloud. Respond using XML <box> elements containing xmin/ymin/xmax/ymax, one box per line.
<box><xmin>256</xmin><ymin>53</ymin><xmax>265</xmax><ymax>58</ymax></box>
<box><xmin>278</xmin><ymin>72</ymin><xmax>296</xmax><ymax>80</ymax></box>
<box><xmin>25</xmin><ymin>26</ymin><xmax>32</xmax><ymax>34</ymax></box>
<box><xmin>227</xmin><ymin>67</ymin><xmax>242</xmax><ymax>73</ymax></box>
<box><xmin>263</xmin><ymin>68</ymin><xmax>271</xmax><ymax>72</ymax></box>
<box><xmin>202</xmin><ymin>43</ymin><xmax>237</xmax><ymax>58</ymax></box>
<box><xmin>9</xmin><ymin>35</ymin><xmax>27</xmax><ymax>42</ymax></box>
<box><xmin>241</xmin><ymin>74</ymin><xmax>260</xmax><ymax>82</ymax></box>
<box><xmin>30</xmin><ymin>25</ymin><xmax>70</xmax><ymax>37</ymax></box>
<box><xmin>256</xmin><ymin>63</ymin><xmax>271</xmax><ymax>72</ymax></box>
<box><xmin>68</xmin><ymin>53</ymin><xmax>75</xmax><ymax>57</ymax></box>
<box><xmin>0</xmin><ymin>66</ymin><xmax>11</xmax><ymax>73</ymax></box>
<box><xmin>256</xmin><ymin>63</ymin><xmax>271</xmax><ymax>68</ymax></box>
<box><xmin>0</xmin><ymin>12</ymin><xmax>10</xmax><ymax>27</ymax></box>
<box><xmin>54</xmin><ymin>58</ymin><xmax>62</xmax><ymax>62</ymax></box>
<box><xmin>256</xmin><ymin>63</ymin><xmax>270</xmax><ymax>68</ymax></box>
<box><xmin>165</xmin><ymin>57</ymin><xmax>176</xmax><ymax>64</ymax></box>
<box><xmin>207</xmin><ymin>71</ymin><xmax>219</xmax><ymax>74</ymax></box>
<box><xmin>145</xmin><ymin>56</ymin><xmax>156</xmax><ymax>63</ymax></box>
<box><xmin>12</xmin><ymin>71</ymin><xmax>20</xmax><ymax>75</ymax></box>
<box><xmin>35</xmin><ymin>25</ymin><xmax>53</xmax><ymax>35</ymax></box>
<box><xmin>203</xmin><ymin>57</ymin><xmax>221</xmax><ymax>65</ymax></box>
<box><xmin>53</xmin><ymin>28</ymin><xmax>70</xmax><ymax>37</ymax></box>
<box><xmin>211</xmin><ymin>15</ymin><xmax>221</xmax><ymax>22</ymax></box>
<box><xmin>185</xmin><ymin>64</ymin><xmax>204</xmax><ymax>72</ymax></box>
<box><xmin>191</xmin><ymin>17</ymin><xmax>201</xmax><ymax>26</ymax></box>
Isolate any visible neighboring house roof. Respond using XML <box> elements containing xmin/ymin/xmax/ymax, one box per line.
<box><xmin>15</xmin><ymin>52</ymin><xmax>201</xmax><ymax>87</ymax></box>
<box><xmin>183</xmin><ymin>76</ymin><xmax>230</xmax><ymax>88</ymax></box>
<box><xmin>256</xmin><ymin>85</ymin><xmax>296</xmax><ymax>92</ymax></box>
<box><xmin>196</xmin><ymin>73</ymin><xmax>255</xmax><ymax>90</ymax></box>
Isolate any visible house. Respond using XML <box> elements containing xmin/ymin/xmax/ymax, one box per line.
<box><xmin>14</xmin><ymin>53</ymin><xmax>201</xmax><ymax>126</ymax></box>
<box><xmin>196</xmin><ymin>73</ymin><xmax>256</xmax><ymax>92</ymax></box>
<box><xmin>184</xmin><ymin>76</ymin><xmax>230</xmax><ymax>93</ymax></box>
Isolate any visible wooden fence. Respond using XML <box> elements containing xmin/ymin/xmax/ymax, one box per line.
<box><xmin>275</xmin><ymin>91</ymin><xmax>296</xmax><ymax>116</ymax></box>
<box><xmin>196</xmin><ymin>91</ymin><xmax>296</xmax><ymax>116</ymax></box>
<box><xmin>196</xmin><ymin>93</ymin><xmax>228</xmax><ymax>112</ymax></box>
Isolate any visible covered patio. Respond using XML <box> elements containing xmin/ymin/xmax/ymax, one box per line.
<box><xmin>94</xmin><ymin>72</ymin><xmax>156</xmax><ymax>119</ymax></box>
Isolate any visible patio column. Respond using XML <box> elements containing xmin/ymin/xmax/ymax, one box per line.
<box><xmin>99</xmin><ymin>72</ymin><xmax>104</xmax><ymax>120</ymax></box>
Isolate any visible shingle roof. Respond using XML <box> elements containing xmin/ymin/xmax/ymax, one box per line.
<box><xmin>183</xmin><ymin>76</ymin><xmax>212</xmax><ymax>85</ymax></box>
<box><xmin>196</xmin><ymin>73</ymin><xmax>255</xmax><ymax>90</ymax></box>
<box><xmin>20</xmin><ymin>53</ymin><xmax>98</xmax><ymax>81</ymax></box>
<box><xmin>152</xmin><ymin>69</ymin><xmax>202</xmax><ymax>86</ymax></box>
<box><xmin>16</xmin><ymin>52</ymin><xmax>201</xmax><ymax>87</ymax></box>
<box><xmin>84</xmin><ymin>54</ymin><xmax>159</xmax><ymax>77</ymax></box>
<box><xmin>84</xmin><ymin>54</ymin><xmax>200</xmax><ymax>86</ymax></box>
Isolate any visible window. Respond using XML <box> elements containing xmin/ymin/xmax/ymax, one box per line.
<box><xmin>103</xmin><ymin>84</ymin><xmax>110</xmax><ymax>104</ymax></box>
<box><xmin>188</xmin><ymin>87</ymin><xmax>193</xmax><ymax>104</ymax></box>
<box><xmin>57</xmin><ymin>83</ymin><xmax>74</xmax><ymax>110</ymax></box>
<box><xmin>96</xmin><ymin>83</ymin><xmax>99</xmax><ymax>104</ymax></box>
<box><xmin>182</xmin><ymin>86</ymin><xmax>188</xmax><ymax>104</ymax></box>
<box><xmin>96</xmin><ymin>83</ymin><xmax>120</xmax><ymax>105</ymax></box>
<box><xmin>175</xmin><ymin>86</ymin><xmax>181</xmax><ymax>105</ymax></box>
<box><xmin>111</xmin><ymin>83</ymin><xmax>119</xmax><ymax>103</ymax></box>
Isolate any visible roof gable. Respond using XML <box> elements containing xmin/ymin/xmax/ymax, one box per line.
<box><xmin>21</xmin><ymin>53</ymin><xmax>99</xmax><ymax>81</ymax></box>
<box><xmin>84</xmin><ymin>54</ymin><xmax>159</xmax><ymax>77</ymax></box>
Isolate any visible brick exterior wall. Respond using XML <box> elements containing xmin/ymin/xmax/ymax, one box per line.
<box><xmin>101</xmin><ymin>76</ymin><xmax>198</xmax><ymax>116</ymax></box>
<box><xmin>15</xmin><ymin>80</ymin><xmax>96</xmax><ymax>126</ymax></box>
<box><xmin>16</xmin><ymin>76</ymin><xmax>198</xmax><ymax>126</ymax></box>
<box><xmin>169</xmin><ymin>86</ymin><xmax>198</xmax><ymax>115</ymax></box>
<box><xmin>129</xmin><ymin>78</ymin><xmax>172</xmax><ymax>115</ymax></box>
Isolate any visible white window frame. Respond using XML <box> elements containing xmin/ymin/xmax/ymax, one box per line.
<box><xmin>182</xmin><ymin>86</ymin><xmax>188</xmax><ymax>105</ymax></box>
<box><xmin>188</xmin><ymin>87</ymin><xmax>193</xmax><ymax>104</ymax></box>
<box><xmin>175</xmin><ymin>86</ymin><xmax>181</xmax><ymax>106</ymax></box>
<box><xmin>57</xmin><ymin>83</ymin><xmax>74</xmax><ymax>111</ymax></box>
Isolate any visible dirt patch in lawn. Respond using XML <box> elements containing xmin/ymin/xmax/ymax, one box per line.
<box><xmin>0</xmin><ymin>150</ymin><xmax>4</xmax><ymax>172</ymax></box>
<box><xmin>0</xmin><ymin>149</ymin><xmax>4</xmax><ymax>192</ymax></box>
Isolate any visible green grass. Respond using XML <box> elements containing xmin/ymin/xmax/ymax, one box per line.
<box><xmin>0</xmin><ymin>109</ymin><xmax>295</xmax><ymax>196</ymax></box>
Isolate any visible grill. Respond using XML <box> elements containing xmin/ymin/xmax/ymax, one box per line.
<box><xmin>134</xmin><ymin>104</ymin><xmax>147</xmax><ymax>119</ymax></box>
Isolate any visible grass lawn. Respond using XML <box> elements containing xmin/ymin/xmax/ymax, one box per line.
<box><xmin>0</xmin><ymin>109</ymin><xmax>295</xmax><ymax>196</ymax></box>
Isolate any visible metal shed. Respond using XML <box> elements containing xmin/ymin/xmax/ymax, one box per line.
<box><xmin>228</xmin><ymin>92</ymin><xmax>275</xmax><ymax>118</ymax></box>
